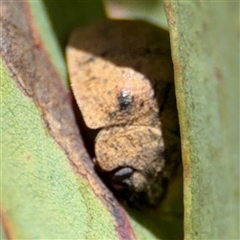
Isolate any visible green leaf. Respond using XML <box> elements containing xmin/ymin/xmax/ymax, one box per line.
<box><xmin>165</xmin><ymin>1</ymin><xmax>239</xmax><ymax>239</ymax></box>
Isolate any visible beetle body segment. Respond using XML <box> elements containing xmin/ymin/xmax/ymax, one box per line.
<box><xmin>95</xmin><ymin>126</ymin><xmax>164</xmax><ymax>172</ymax></box>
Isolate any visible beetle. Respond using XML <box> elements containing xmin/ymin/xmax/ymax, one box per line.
<box><xmin>66</xmin><ymin>19</ymin><xmax>181</xmax><ymax>207</ymax></box>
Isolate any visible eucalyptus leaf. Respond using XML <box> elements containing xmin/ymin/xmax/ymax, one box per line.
<box><xmin>165</xmin><ymin>1</ymin><xmax>239</xmax><ymax>239</ymax></box>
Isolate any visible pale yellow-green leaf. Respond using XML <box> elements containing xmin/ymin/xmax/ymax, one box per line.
<box><xmin>165</xmin><ymin>1</ymin><xmax>239</xmax><ymax>239</ymax></box>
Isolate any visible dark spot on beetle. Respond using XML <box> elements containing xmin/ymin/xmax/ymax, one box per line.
<box><xmin>109</xmin><ymin>111</ymin><xmax>116</xmax><ymax>118</ymax></box>
<box><xmin>154</xmin><ymin>111</ymin><xmax>160</xmax><ymax>119</ymax></box>
<box><xmin>139</xmin><ymin>101</ymin><xmax>144</xmax><ymax>108</ymax></box>
<box><xmin>147</xmin><ymin>128</ymin><xmax>159</xmax><ymax>141</ymax></box>
<box><xmin>107</xmin><ymin>90</ymin><xmax>111</xmax><ymax>95</ymax></box>
<box><xmin>118</xmin><ymin>91</ymin><xmax>134</xmax><ymax>111</ymax></box>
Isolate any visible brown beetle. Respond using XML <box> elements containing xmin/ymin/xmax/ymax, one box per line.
<box><xmin>66</xmin><ymin>19</ymin><xmax>181</xmax><ymax>207</ymax></box>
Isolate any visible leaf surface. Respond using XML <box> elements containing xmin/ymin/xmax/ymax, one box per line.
<box><xmin>165</xmin><ymin>2</ymin><xmax>239</xmax><ymax>239</ymax></box>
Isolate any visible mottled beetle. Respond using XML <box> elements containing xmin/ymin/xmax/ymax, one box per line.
<box><xmin>67</xmin><ymin>19</ymin><xmax>181</xmax><ymax>207</ymax></box>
